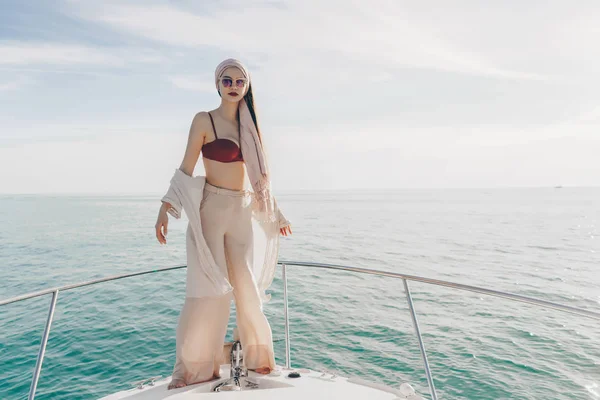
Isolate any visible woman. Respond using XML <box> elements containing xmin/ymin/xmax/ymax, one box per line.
<box><xmin>155</xmin><ymin>59</ymin><xmax>292</xmax><ymax>390</ymax></box>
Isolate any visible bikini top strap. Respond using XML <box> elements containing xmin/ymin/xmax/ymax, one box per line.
<box><xmin>208</xmin><ymin>112</ymin><xmax>218</xmax><ymax>139</ymax></box>
<box><xmin>238</xmin><ymin>111</ymin><xmax>241</xmax><ymax>144</ymax></box>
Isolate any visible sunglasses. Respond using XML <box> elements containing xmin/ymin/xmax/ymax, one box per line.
<box><xmin>221</xmin><ymin>77</ymin><xmax>247</xmax><ymax>89</ymax></box>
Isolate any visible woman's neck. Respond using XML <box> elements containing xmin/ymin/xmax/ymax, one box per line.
<box><xmin>217</xmin><ymin>100</ymin><xmax>239</xmax><ymax>122</ymax></box>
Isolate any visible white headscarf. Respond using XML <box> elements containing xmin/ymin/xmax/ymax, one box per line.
<box><xmin>214</xmin><ymin>58</ymin><xmax>275</xmax><ymax>221</ymax></box>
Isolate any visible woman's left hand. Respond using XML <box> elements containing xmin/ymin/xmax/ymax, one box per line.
<box><xmin>280</xmin><ymin>225</ymin><xmax>292</xmax><ymax>236</ymax></box>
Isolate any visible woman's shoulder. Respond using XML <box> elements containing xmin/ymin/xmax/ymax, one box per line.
<box><xmin>189</xmin><ymin>111</ymin><xmax>213</xmax><ymax>134</ymax></box>
<box><xmin>192</xmin><ymin>110</ymin><xmax>211</xmax><ymax>123</ymax></box>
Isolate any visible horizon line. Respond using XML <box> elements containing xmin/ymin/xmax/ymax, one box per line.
<box><xmin>1</xmin><ymin>185</ymin><xmax>599</xmax><ymax>197</ymax></box>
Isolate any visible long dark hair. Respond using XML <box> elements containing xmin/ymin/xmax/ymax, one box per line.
<box><xmin>243</xmin><ymin>83</ymin><xmax>263</xmax><ymax>145</ymax></box>
<box><xmin>218</xmin><ymin>73</ymin><xmax>267</xmax><ymax>158</ymax></box>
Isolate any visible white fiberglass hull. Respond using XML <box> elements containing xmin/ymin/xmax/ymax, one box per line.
<box><xmin>98</xmin><ymin>363</ymin><xmax>421</xmax><ymax>400</ymax></box>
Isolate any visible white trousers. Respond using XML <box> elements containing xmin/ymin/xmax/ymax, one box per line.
<box><xmin>171</xmin><ymin>182</ymin><xmax>276</xmax><ymax>384</ymax></box>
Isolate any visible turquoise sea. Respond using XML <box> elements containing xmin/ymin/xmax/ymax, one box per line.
<box><xmin>1</xmin><ymin>188</ymin><xmax>599</xmax><ymax>399</ymax></box>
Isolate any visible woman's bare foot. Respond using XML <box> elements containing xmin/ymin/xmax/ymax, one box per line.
<box><xmin>254</xmin><ymin>367</ymin><xmax>272</xmax><ymax>374</ymax></box>
<box><xmin>168</xmin><ymin>378</ymin><xmax>187</xmax><ymax>390</ymax></box>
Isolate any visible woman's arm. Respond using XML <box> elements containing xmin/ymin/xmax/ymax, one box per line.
<box><xmin>179</xmin><ymin>112</ymin><xmax>207</xmax><ymax>176</ymax></box>
<box><xmin>156</xmin><ymin>112</ymin><xmax>207</xmax><ymax>244</ymax></box>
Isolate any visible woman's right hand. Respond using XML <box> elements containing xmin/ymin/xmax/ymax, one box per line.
<box><xmin>155</xmin><ymin>205</ymin><xmax>169</xmax><ymax>244</ymax></box>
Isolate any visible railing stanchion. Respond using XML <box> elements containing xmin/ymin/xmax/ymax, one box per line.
<box><xmin>0</xmin><ymin>261</ymin><xmax>598</xmax><ymax>400</ymax></box>
<box><xmin>403</xmin><ymin>279</ymin><xmax>438</xmax><ymax>400</ymax></box>
<box><xmin>282</xmin><ymin>264</ymin><xmax>291</xmax><ymax>369</ymax></box>
<box><xmin>28</xmin><ymin>290</ymin><xmax>59</xmax><ymax>400</ymax></box>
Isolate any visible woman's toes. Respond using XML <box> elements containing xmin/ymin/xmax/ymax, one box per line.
<box><xmin>168</xmin><ymin>379</ymin><xmax>187</xmax><ymax>390</ymax></box>
<box><xmin>255</xmin><ymin>367</ymin><xmax>271</xmax><ymax>374</ymax></box>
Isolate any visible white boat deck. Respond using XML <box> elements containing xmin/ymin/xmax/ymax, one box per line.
<box><xmin>99</xmin><ymin>363</ymin><xmax>420</xmax><ymax>400</ymax></box>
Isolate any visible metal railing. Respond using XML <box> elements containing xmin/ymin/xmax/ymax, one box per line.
<box><xmin>2</xmin><ymin>261</ymin><xmax>600</xmax><ymax>400</ymax></box>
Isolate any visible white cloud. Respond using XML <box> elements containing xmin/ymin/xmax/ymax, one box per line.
<box><xmin>0</xmin><ymin>41</ymin><xmax>164</xmax><ymax>66</ymax></box>
<box><xmin>0</xmin><ymin>76</ymin><xmax>33</xmax><ymax>91</ymax></box>
<box><xmin>1</xmin><ymin>108</ymin><xmax>599</xmax><ymax>194</ymax></box>
<box><xmin>0</xmin><ymin>119</ymin><xmax>184</xmax><ymax>145</ymax></box>
<box><xmin>68</xmin><ymin>1</ymin><xmax>554</xmax><ymax>82</ymax></box>
<box><xmin>2</xmin><ymin>1</ymin><xmax>599</xmax><ymax>192</ymax></box>
<box><xmin>168</xmin><ymin>75</ymin><xmax>215</xmax><ymax>92</ymax></box>
<box><xmin>0</xmin><ymin>42</ymin><xmax>121</xmax><ymax>66</ymax></box>
<box><xmin>0</xmin><ymin>132</ymin><xmax>186</xmax><ymax>194</ymax></box>
<box><xmin>573</xmin><ymin>106</ymin><xmax>600</xmax><ymax>124</ymax></box>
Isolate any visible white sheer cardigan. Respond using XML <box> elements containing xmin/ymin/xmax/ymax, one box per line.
<box><xmin>161</xmin><ymin>168</ymin><xmax>290</xmax><ymax>305</ymax></box>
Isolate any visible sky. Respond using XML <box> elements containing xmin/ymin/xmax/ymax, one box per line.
<box><xmin>1</xmin><ymin>0</ymin><xmax>599</xmax><ymax>194</ymax></box>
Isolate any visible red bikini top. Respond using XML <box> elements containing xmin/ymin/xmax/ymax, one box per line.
<box><xmin>202</xmin><ymin>112</ymin><xmax>243</xmax><ymax>163</ymax></box>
